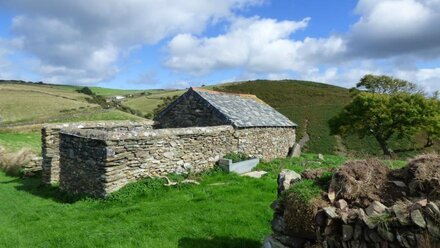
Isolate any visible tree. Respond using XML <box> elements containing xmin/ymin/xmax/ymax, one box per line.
<box><xmin>330</xmin><ymin>75</ymin><xmax>440</xmax><ymax>156</ymax></box>
<box><xmin>356</xmin><ymin>74</ymin><xmax>419</xmax><ymax>94</ymax></box>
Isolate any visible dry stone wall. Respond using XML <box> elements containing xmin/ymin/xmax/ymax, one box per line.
<box><xmin>58</xmin><ymin>125</ymin><xmax>295</xmax><ymax>197</ymax></box>
<box><xmin>265</xmin><ymin>155</ymin><xmax>440</xmax><ymax>248</ymax></box>
<box><xmin>42</xmin><ymin>120</ymin><xmax>154</xmax><ymax>184</ymax></box>
<box><xmin>236</xmin><ymin>128</ymin><xmax>296</xmax><ymax>161</ymax></box>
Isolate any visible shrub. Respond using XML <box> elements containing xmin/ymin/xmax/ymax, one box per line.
<box><xmin>0</xmin><ymin>146</ymin><xmax>34</xmax><ymax>176</ymax></box>
<box><xmin>76</xmin><ymin>87</ymin><xmax>94</xmax><ymax>96</ymax></box>
<box><xmin>223</xmin><ymin>152</ymin><xmax>250</xmax><ymax>163</ymax></box>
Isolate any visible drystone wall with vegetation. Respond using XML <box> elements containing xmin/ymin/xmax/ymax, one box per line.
<box><xmin>41</xmin><ymin>120</ymin><xmax>154</xmax><ymax>184</ymax></box>
<box><xmin>265</xmin><ymin>154</ymin><xmax>440</xmax><ymax>248</ymax></box>
<box><xmin>58</xmin><ymin>125</ymin><xmax>295</xmax><ymax>197</ymax></box>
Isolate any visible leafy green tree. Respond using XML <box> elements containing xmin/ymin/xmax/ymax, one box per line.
<box><xmin>355</xmin><ymin>74</ymin><xmax>419</xmax><ymax>94</ymax></box>
<box><xmin>330</xmin><ymin>75</ymin><xmax>440</xmax><ymax>156</ymax></box>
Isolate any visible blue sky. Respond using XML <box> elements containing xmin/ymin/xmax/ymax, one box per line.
<box><xmin>0</xmin><ymin>0</ymin><xmax>439</xmax><ymax>92</ymax></box>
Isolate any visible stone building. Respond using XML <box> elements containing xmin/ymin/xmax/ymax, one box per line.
<box><xmin>47</xmin><ymin>88</ymin><xmax>297</xmax><ymax>197</ymax></box>
<box><xmin>155</xmin><ymin>87</ymin><xmax>297</xmax><ymax>129</ymax></box>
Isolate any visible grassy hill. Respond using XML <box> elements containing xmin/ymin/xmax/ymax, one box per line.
<box><xmin>122</xmin><ymin>90</ymin><xmax>185</xmax><ymax>117</ymax></box>
<box><xmin>0</xmin><ymin>82</ymin><xmax>149</xmax><ymax>126</ymax></box>
<box><xmin>212</xmin><ymin>80</ymin><xmax>353</xmax><ymax>154</ymax></box>
<box><xmin>1</xmin><ymin>79</ymin><xmax>437</xmax><ymax>156</ymax></box>
<box><xmin>212</xmin><ymin>80</ymin><xmax>440</xmax><ymax>156</ymax></box>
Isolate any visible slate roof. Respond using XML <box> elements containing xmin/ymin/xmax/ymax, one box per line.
<box><xmin>192</xmin><ymin>88</ymin><xmax>297</xmax><ymax>128</ymax></box>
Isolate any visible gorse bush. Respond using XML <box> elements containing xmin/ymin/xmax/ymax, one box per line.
<box><xmin>0</xmin><ymin>146</ymin><xmax>34</xmax><ymax>176</ymax></box>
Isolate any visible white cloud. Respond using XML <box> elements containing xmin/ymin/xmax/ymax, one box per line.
<box><xmin>394</xmin><ymin>67</ymin><xmax>440</xmax><ymax>92</ymax></box>
<box><xmin>0</xmin><ymin>38</ymin><xmax>24</xmax><ymax>79</ymax></box>
<box><xmin>1</xmin><ymin>0</ymin><xmax>440</xmax><ymax>92</ymax></box>
<box><xmin>0</xmin><ymin>0</ymin><xmax>262</xmax><ymax>84</ymax></box>
<box><xmin>348</xmin><ymin>0</ymin><xmax>440</xmax><ymax>58</ymax></box>
<box><xmin>165</xmin><ymin>16</ymin><xmax>345</xmax><ymax>75</ymax></box>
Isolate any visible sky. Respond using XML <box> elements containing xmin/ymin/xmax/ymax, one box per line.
<box><xmin>0</xmin><ymin>0</ymin><xmax>440</xmax><ymax>92</ymax></box>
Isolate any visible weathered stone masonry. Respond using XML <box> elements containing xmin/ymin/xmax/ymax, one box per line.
<box><xmin>41</xmin><ymin>121</ymin><xmax>154</xmax><ymax>184</ymax></box>
<box><xmin>59</xmin><ymin>125</ymin><xmax>295</xmax><ymax>197</ymax></box>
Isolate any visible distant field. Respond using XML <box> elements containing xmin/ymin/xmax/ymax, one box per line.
<box><xmin>0</xmin><ymin>84</ymin><xmax>90</xmax><ymax>102</ymax></box>
<box><xmin>89</xmin><ymin>87</ymin><xmax>147</xmax><ymax>97</ymax></box>
<box><xmin>0</xmin><ymin>89</ymin><xmax>96</xmax><ymax>124</ymax></box>
<box><xmin>122</xmin><ymin>90</ymin><xmax>184</xmax><ymax>116</ymax></box>
<box><xmin>0</xmin><ymin>132</ymin><xmax>41</xmax><ymax>154</ymax></box>
<box><xmin>58</xmin><ymin>109</ymin><xmax>143</xmax><ymax>123</ymax></box>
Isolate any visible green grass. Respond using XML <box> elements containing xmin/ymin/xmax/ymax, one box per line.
<box><xmin>0</xmin><ymin>153</ymin><xmax>348</xmax><ymax>248</ymax></box>
<box><xmin>56</xmin><ymin>109</ymin><xmax>144</xmax><ymax>123</ymax></box>
<box><xmin>0</xmin><ymin>132</ymin><xmax>41</xmax><ymax>154</ymax></box>
<box><xmin>0</xmin><ymin>83</ymin><xmax>146</xmax><ymax>126</ymax></box>
<box><xmin>0</xmin><ymin>170</ymin><xmax>275</xmax><ymax>248</ymax></box>
<box><xmin>286</xmin><ymin>179</ymin><xmax>323</xmax><ymax>202</ymax></box>
<box><xmin>122</xmin><ymin>90</ymin><xmax>184</xmax><ymax>116</ymax></box>
<box><xmin>0</xmin><ymin>89</ymin><xmax>95</xmax><ymax>124</ymax></box>
<box><xmin>0</xmin><ymin>109</ymin><xmax>144</xmax><ymax>154</ymax></box>
<box><xmin>256</xmin><ymin>153</ymin><xmax>346</xmax><ymax>175</ymax></box>
<box><xmin>88</xmin><ymin>87</ymin><xmax>147</xmax><ymax>97</ymax></box>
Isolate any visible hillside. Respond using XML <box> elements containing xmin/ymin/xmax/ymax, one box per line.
<box><xmin>212</xmin><ymin>80</ymin><xmax>352</xmax><ymax>154</ymax></box>
<box><xmin>0</xmin><ymin>81</ymin><xmax>160</xmax><ymax>152</ymax></box>
<box><xmin>0</xmin><ymin>82</ymin><xmax>147</xmax><ymax>126</ymax></box>
<box><xmin>1</xmin><ymin>79</ymin><xmax>436</xmax><ymax>156</ymax></box>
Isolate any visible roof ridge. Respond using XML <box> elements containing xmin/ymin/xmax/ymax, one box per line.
<box><xmin>191</xmin><ymin>87</ymin><xmax>266</xmax><ymax>104</ymax></box>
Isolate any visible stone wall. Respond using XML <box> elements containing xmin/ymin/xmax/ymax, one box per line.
<box><xmin>58</xmin><ymin>125</ymin><xmax>295</xmax><ymax>197</ymax></box>
<box><xmin>265</xmin><ymin>156</ymin><xmax>440</xmax><ymax>248</ymax></box>
<box><xmin>155</xmin><ymin>90</ymin><xmax>227</xmax><ymax>128</ymax></box>
<box><xmin>42</xmin><ymin>120</ymin><xmax>154</xmax><ymax>184</ymax></box>
<box><xmin>236</xmin><ymin>128</ymin><xmax>296</xmax><ymax>161</ymax></box>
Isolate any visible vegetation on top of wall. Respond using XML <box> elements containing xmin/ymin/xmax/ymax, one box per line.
<box><xmin>223</xmin><ymin>152</ymin><xmax>251</xmax><ymax>163</ymax></box>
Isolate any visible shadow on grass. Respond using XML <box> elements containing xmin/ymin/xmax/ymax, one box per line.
<box><xmin>1</xmin><ymin>173</ymin><xmax>84</xmax><ymax>203</ymax></box>
<box><xmin>178</xmin><ymin>237</ymin><xmax>261</xmax><ymax>248</ymax></box>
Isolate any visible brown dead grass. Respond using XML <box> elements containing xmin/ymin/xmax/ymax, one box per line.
<box><xmin>329</xmin><ymin>159</ymin><xmax>390</xmax><ymax>203</ymax></box>
<box><xmin>283</xmin><ymin>192</ymin><xmax>328</xmax><ymax>239</ymax></box>
<box><xmin>402</xmin><ymin>153</ymin><xmax>440</xmax><ymax>200</ymax></box>
<box><xmin>0</xmin><ymin>146</ymin><xmax>34</xmax><ymax>176</ymax></box>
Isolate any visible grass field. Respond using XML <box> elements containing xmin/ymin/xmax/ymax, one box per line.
<box><xmin>88</xmin><ymin>87</ymin><xmax>147</xmax><ymax>97</ymax></box>
<box><xmin>0</xmin><ymin>132</ymin><xmax>41</xmax><ymax>154</ymax></box>
<box><xmin>0</xmin><ymin>154</ymin><xmax>345</xmax><ymax>248</ymax></box>
<box><xmin>0</xmin><ymin>82</ymin><xmax>148</xmax><ymax>127</ymax></box>
<box><xmin>0</xmin><ymin>109</ymin><xmax>143</xmax><ymax>154</ymax></box>
<box><xmin>122</xmin><ymin>90</ymin><xmax>184</xmax><ymax>116</ymax></box>
<box><xmin>0</xmin><ymin>89</ymin><xmax>95</xmax><ymax>124</ymax></box>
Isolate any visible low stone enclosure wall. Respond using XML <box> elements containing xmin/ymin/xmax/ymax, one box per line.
<box><xmin>58</xmin><ymin>125</ymin><xmax>295</xmax><ymax>197</ymax></box>
<box><xmin>41</xmin><ymin>120</ymin><xmax>154</xmax><ymax>184</ymax></box>
<box><xmin>265</xmin><ymin>154</ymin><xmax>440</xmax><ymax>248</ymax></box>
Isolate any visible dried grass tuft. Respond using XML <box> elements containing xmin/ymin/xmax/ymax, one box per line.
<box><xmin>0</xmin><ymin>146</ymin><xmax>34</xmax><ymax>176</ymax></box>
<box><xmin>403</xmin><ymin>153</ymin><xmax>440</xmax><ymax>199</ymax></box>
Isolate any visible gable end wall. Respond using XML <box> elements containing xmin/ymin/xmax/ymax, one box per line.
<box><xmin>155</xmin><ymin>90</ymin><xmax>228</xmax><ymax>128</ymax></box>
